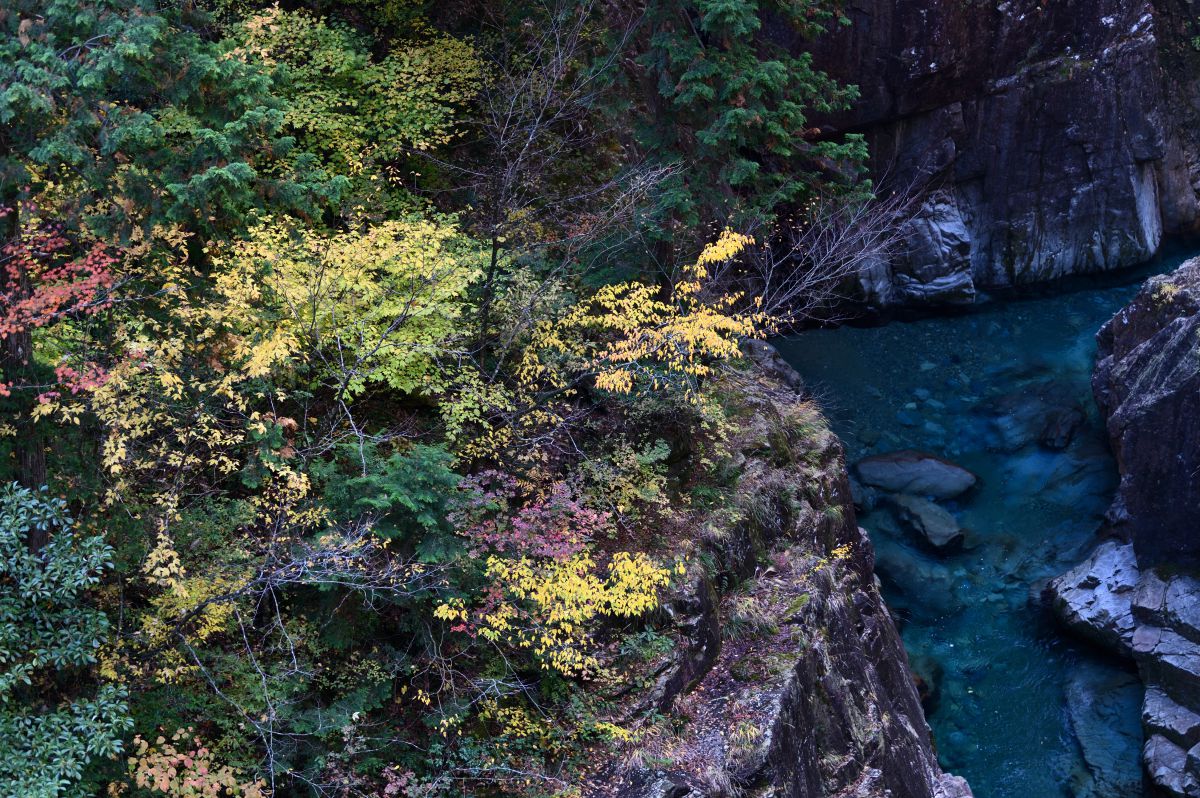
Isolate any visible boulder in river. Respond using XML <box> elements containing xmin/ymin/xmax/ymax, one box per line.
<box><xmin>872</xmin><ymin>536</ymin><xmax>965</xmax><ymax>617</ymax></box>
<box><xmin>1046</xmin><ymin>540</ymin><xmax>1140</xmax><ymax>656</ymax></box>
<box><xmin>888</xmin><ymin>494</ymin><xmax>964</xmax><ymax>549</ymax></box>
<box><xmin>988</xmin><ymin>380</ymin><xmax>1087</xmax><ymax>452</ymax></box>
<box><xmin>855</xmin><ymin>450</ymin><xmax>977</xmax><ymax>499</ymax></box>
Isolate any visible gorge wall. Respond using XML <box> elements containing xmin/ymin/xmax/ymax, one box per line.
<box><xmin>1093</xmin><ymin>255</ymin><xmax>1200</xmax><ymax>569</ymax></box>
<box><xmin>801</xmin><ymin>0</ymin><xmax>1200</xmax><ymax>306</ymax></box>
<box><xmin>1048</xmin><ymin>257</ymin><xmax>1200</xmax><ymax>797</ymax></box>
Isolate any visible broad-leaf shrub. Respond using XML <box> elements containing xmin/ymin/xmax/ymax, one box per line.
<box><xmin>0</xmin><ymin>484</ymin><xmax>130</xmax><ymax>797</ymax></box>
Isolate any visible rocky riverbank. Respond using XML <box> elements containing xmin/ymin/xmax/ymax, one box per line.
<box><xmin>1048</xmin><ymin>257</ymin><xmax>1200</xmax><ymax>796</ymax></box>
<box><xmin>594</xmin><ymin>351</ymin><xmax>971</xmax><ymax>798</ymax></box>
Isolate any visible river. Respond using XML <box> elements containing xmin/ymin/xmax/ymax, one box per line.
<box><xmin>775</xmin><ymin>245</ymin><xmax>1199</xmax><ymax>798</ymax></box>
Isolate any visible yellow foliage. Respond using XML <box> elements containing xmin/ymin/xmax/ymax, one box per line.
<box><xmin>591</xmin><ymin>721</ymin><xmax>640</xmax><ymax>743</ymax></box>
<box><xmin>529</xmin><ymin>229</ymin><xmax>766</xmax><ymax>401</ymax></box>
<box><xmin>143</xmin><ymin>533</ymin><xmax>185</xmax><ymax>592</ymax></box>
<box><xmin>438</xmin><ymin>231</ymin><xmax>763</xmax><ymax>463</ymax></box>
<box><xmin>695</xmin><ymin>230</ymin><xmax>756</xmax><ymax>270</ymax></box>
<box><xmin>214</xmin><ymin>218</ymin><xmax>483</xmax><ymax>396</ymax></box>
<box><xmin>451</xmin><ymin>551</ymin><xmax>670</xmax><ymax>677</ymax></box>
<box><xmin>138</xmin><ymin>570</ymin><xmax>242</xmax><ymax>685</ymax></box>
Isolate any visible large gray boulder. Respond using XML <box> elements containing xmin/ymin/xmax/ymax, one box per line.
<box><xmin>888</xmin><ymin>494</ymin><xmax>964</xmax><ymax>549</ymax></box>
<box><xmin>856</xmin><ymin>450</ymin><xmax>977</xmax><ymax>499</ymax></box>
<box><xmin>987</xmin><ymin>380</ymin><xmax>1087</xmax><ymax>452</ymax></box>
<box><xmin>1046</xmin><ymin>540</ymin><xmax>1140</xmax><ymax>656</ymax></box>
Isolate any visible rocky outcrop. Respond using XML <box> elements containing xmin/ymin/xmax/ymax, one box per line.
<box><xmin>800</xmin><ymin>0</ymin><xmax>1200</xmax><ymax>306</ymax></box>
<box><xmin>1048</xmin><ymin>258</ymin><xmax>1200</xmax><ymax>796</ymax></box>
<box><xmin>1048</xmin><ymin>540</ymin><xmax>1140</xmax><ymax>656</ymax></box>
<box><xmin>1048</xmin><ymin>544</ymin><xmax>1200</xmax><ymax>796</ymax></box>
<box><xmin>595</xmin><ymin>355</ymin><xmax>970</xmax><ymax>798</ymax></box>
<box><xmin>1093</xmin><ymin>256</ymin><xmax>1200</xmax><ymax>569</ymax></box>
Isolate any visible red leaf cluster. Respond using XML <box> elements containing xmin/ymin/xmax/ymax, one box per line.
<box><xmin>1</xmin><ymin>210</ymin><xmax>118</xmax><ymax>340</ymax></box>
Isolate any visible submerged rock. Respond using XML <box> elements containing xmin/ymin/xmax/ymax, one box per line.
<box><xmin>1065</xmin><ymin>665</ymin><xmax>1145</xmax><ymax>798</ymax></box>
<box><xmin>873</xmin><ymin>536</ymin><xmax>964</xmax><ymax>616</ymax></box>
<box><xmin>888</xmin><ymin>494</ymin><xmax>964</xmax><ymax>549</ymax></box>
<box><xmin>1039</xmin><ymin>406</ymin><xmax>1086</xmax><ymax>451</ymax></box>
<box><xmin>856</xmin><ymin>450</ymin><xmax>977</xmax><ymax>499</ymax></box>
<box><xmin>987</xmin><ymin>380</ymin><xmax>1087</xmax><ymax>452</ymax></box>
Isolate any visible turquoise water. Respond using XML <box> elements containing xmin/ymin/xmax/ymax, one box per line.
<box><xmin>776</xmin><ymin>248</ymin><xmax>1197</xmax><ymax>798</ymax></box>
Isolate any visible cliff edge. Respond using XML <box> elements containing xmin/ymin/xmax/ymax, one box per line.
<box><xmin>592</xmin><ymin>350</ymin><xmax>971</xmax><ymax>798</ymax></box>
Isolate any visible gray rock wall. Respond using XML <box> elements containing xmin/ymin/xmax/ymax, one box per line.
<box><xmin>1094</xmin><ymin>256</ymin><xmax>1200</xmax><ymax>568</ymax></box>
<box><xmin>799</xmin><ymin>0</ymin><xmax>1200</xmax><ymax>306</ymax></box>
<box><xmin>1048</xmin><ymin>256</ymin><xmax>1200</xmax><ymax>796</ymax></box>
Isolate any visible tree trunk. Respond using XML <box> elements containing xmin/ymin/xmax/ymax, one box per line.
<box><xmin>476</xmin><ymin>233</ymin><xmax>502</xmax><ymax>356</ymax></box>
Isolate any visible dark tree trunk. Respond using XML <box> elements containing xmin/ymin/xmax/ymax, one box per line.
<box><xmin>476</xmin><ymin>233</ymin><xmax>502</xmax><ymax>355</ymax></box>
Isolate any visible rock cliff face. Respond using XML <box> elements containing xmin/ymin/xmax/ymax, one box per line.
<box><xmin>800</xmin><ymin>0</ymin><xmax>1200</xmax><ymax>306</ymax></box>
<box><xmin>595</xmin><ymin>357</ymin><xmax>970</xmax><ymax>798</ymax></box>
<box><xmin>1094</xmin><ymin>255</ymin><xmax>1200</xmax><ymax>569</ymax></box>
<box><xmin>1048</xmin><ymin>258</ymin><xmax>1200</xmax><ymax>796</ymax></box>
